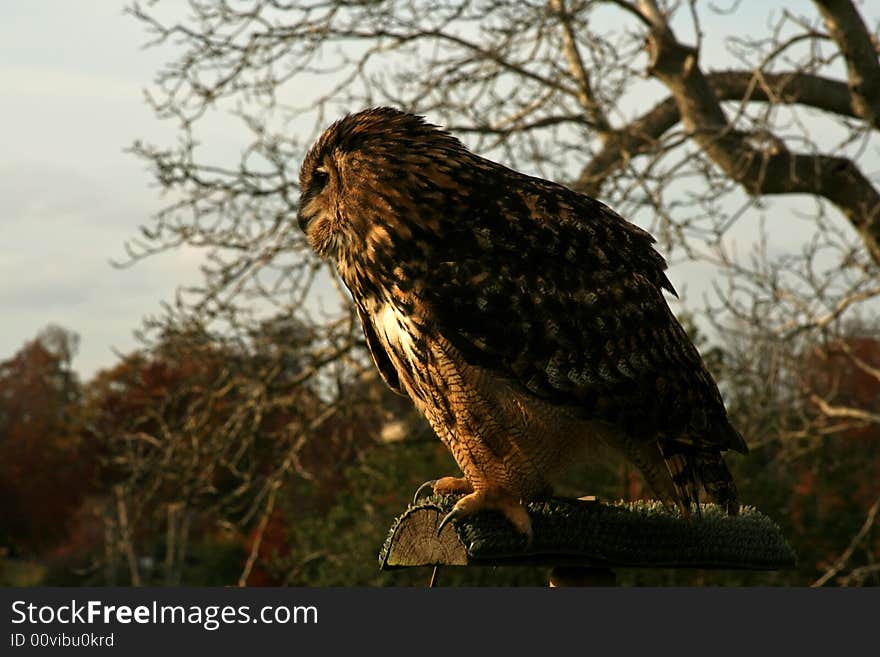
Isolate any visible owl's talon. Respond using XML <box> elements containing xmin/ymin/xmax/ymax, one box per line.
<box><xmin>436</xmin><ymin>508</ymin><xmax>462</xmax><ymax>536</ymax></box>
<box><xmin>435</xmin><ymin>490</ymin><xmax>534</xmax><ymax>548</ymax></box>
<box><xmin>413</xmin><ymin>480</ymin><xmax>437</xmax><ymax>504</ymax></box>
<box><xmin>413</xmin><ymin>476</ymin><xmax>473</xmax><ymax>504</ymax></box>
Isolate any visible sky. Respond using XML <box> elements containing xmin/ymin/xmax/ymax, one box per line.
<box><xmin>1</xmin><ymin>2</ymin><xmax>336</xmax><ymax>380</ymax></box>
<box><xmin>0</xmin><ymin>1</ymin><xmax>874</xmax><ymax>380</ymax></box>
<box><xmin>1</xmin><ymin>2</ymin><xmax>205</xmax><ymax>377</ymax></box>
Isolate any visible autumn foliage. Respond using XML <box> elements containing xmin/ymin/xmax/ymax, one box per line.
<box><xmin>1</xmin><ymin>322</ymin><xmax>878</xmax><ymax>586</ymax></box>
<box><xmin>0</xmin><ymin>327</ymin><xmax>94</xmax><ymax>556</ymax></box>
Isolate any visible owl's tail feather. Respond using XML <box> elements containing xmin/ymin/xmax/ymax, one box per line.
<box><xmin>696</xmin><ymin>450</ymin><xmax>741</xmax><ymax>516</ymax></box>
<box><xmin>660</xmin><ymin>443</ymin><xmax>701</xmax><ymax>517</ymax></box>
<box><xmin>660</xmin><ymin>441</ymin><xmax>740</xmax><ymax>516</ymax></box>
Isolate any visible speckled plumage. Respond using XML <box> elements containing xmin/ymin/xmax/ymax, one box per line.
<box><xmin>298</xmin><ymin>107</ymin><xmax>747</xmax><ymax>535</ymax></box>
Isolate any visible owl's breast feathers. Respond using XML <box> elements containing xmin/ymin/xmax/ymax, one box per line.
<box><xmin>343</xmin><ymin>160</ymin><xmax>746</xmax><ymax>459</ymax></box>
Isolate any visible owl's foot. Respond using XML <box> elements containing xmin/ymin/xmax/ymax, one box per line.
<box><xmin>412</xmin><ymin>476</ymin><xmax>473</xmax><ymax>504</ymax></box>
<box><xmin>436</xmin><ymin>489</ymin><xmax>533</xmax><ymax>546</ymax></box>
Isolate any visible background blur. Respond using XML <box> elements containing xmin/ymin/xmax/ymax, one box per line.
<box><xmin>2</xmin><ymin>0</ymin><xmax>878</xmax><ymax>586</ymax></box>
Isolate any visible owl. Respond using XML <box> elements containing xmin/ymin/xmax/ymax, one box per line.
<box><xmin>298</xmin><ymin>107</ymin><xmax>748</xmax><ymax>540</ymax></box>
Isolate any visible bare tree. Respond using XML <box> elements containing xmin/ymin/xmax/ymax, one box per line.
<box><xmin>123</xmin><ymin>0</ymin><xmax>880</xmax><ymax>585</ymax></box>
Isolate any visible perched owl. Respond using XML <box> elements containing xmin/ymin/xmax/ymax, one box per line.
<box><xmin>298</xmin><ymin>107</ymin><xmax>748</xmax><ymax>540</ymax></box>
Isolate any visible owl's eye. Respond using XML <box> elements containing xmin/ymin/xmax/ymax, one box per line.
<box><xmin>312</xmin><ymin>166</ymin><xmax>329</xmax><ymax>189</ymax></box>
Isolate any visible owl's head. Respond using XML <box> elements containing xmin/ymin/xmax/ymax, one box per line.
<box><xmin>297</xmin><ymin>107</ymin><xmax>470</xmax><ymax>262</ymax></box>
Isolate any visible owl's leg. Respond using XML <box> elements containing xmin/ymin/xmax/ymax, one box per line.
<box><xmin>436</xmin><ymin>489</ymin><xmax>533</xmax><ymax>545</ymax></box>
<box><xmin>412</xmin><ymin>476</ymin><xmax>473</xmax><ymax>503</ymax></box>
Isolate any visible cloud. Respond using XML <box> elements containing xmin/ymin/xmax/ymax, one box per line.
<box><xmin>0</xmin><ymin>159</ymin><xmax>203</xmax><ymax>379</ymax></box>
<box><xmin>0</xmin><ymin>4</ymin><xmax>215</xmax><ymax>379</ymax></box>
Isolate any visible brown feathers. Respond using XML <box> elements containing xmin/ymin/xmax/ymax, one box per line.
<box><xmin>298</xmin><ymin>107</ymin><xmax>746</xmax><ymax>517</ymax></box>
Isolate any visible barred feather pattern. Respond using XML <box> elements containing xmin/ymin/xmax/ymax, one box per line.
<box><xmin>298</xmin><ymin>107</ymin><xmax>747</xmax><ymax>515</ymax></box>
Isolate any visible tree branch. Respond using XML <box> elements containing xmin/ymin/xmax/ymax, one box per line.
<box><xmin>813</xmin><ymin>0</ymin><xmax>880</xmax><ymax>128</ymax></box>
<box><xmin>549</xmin><ymin>0</ymin><xmax>612</xmax><ymax>134</ymax></box>
<box><xmin>812</xmin><ymin>495</ymin><xmax>880</xmax><ymax>586</ymax></box>
<box><xmin>627</xmin><ymin>6</ymin><xmax>880</xmax><ymax>264</ymax></box>
<box><xmin>809</xmin><ymin>395</ymin><xmax>880</xmax><ymax>426</ymax></box>
<box><xmin>575</xmin><ymin>70</ymin><xmax>860</xmax><ymax>195</ymax></box>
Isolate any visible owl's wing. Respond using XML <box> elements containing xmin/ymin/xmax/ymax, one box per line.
<box><xmin>356</xmin><ymin>304</ymin><xmax>405</xmax><ymax>396</ymax></box>
<box><xmin>422</xmin><ymin>181</ymin><xmax>746</xmax><ymax>454</ymax></box>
